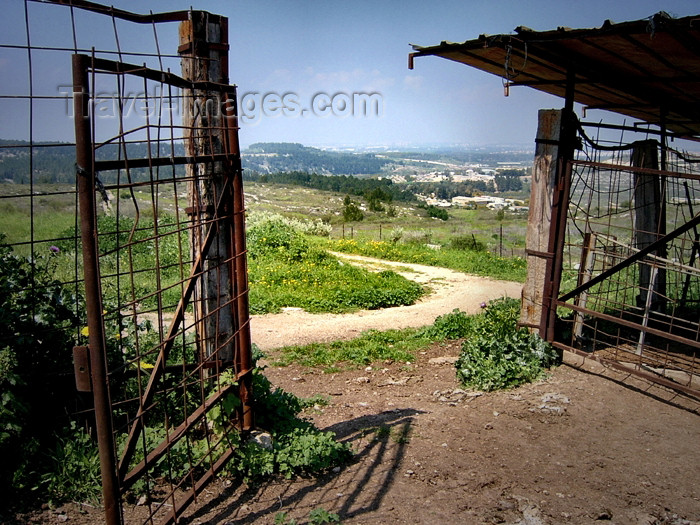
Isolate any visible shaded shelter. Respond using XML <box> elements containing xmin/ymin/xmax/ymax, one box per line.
<box><xmin>410</xmin><ymin>12</ymin><xmax>700</xmax><ymax>398</ymax></box>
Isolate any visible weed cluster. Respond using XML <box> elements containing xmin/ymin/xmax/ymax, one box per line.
<box><xmin>455</xmin><ymin>298</ymin><xmax>559</xmax><ymax>391</ymax></box>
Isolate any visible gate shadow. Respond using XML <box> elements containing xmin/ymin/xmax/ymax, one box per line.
<box><xmin>181</xmin><ymin>408</ymin><xmax>425</xmax><ymax>524</ymax></box>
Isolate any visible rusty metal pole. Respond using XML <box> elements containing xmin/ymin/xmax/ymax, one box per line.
<box><xmin>541</xmin><ymin>68</ymin><xmax>577</xmax><ymax>342</ymax></box>
<box><xmin>223</xmin><ymin>89</ymin><xmax>254</xmax><ymax>430</ymax></box>
<box><xmin>72</xmin><ymin>53</ymin><xmax>122</xmax><ymax>525</ymax></box>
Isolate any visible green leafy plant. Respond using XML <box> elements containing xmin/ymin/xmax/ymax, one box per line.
<box><xmin>308</xmin><ymin>508</ymin><xmax>341</xmax><ymax>524</ymax></box>
<box><xmin>455</xmin><ymin>298</ymin><xmax>559</xmax><ymax>391</ymax></box>
<box><xmin>0</xmin><ymin>237</ymin><xmax>83</xmax><ymax>498</ymax></box>
<box><xmin>275</xmin><ymin>511</ymin><xmax>297</xmax><ymax>525</ymax></box>
<box><xmin>39</xmin><ymin>422</ymin><xmax>102</xmax><ymax>505</ymax></box>
<box><xmin>421</xmin><ymin>308</ymin><xmax>474</xmax><ymax>340</ymax></box>
<box><xmin>222</xmin><ymin>371</ymin><xmax>352</xmax><ymax>484</ymax></box>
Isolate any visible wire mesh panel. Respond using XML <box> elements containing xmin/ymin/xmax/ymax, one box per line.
<box><xmin>1</xmin><ymin>2</ymin><xmax>252</xmax><ymax>524</ymax></box>
<box><xmin>555</xmin><ymin>126</ymin><xmax>700</xmax><ymax>397</ymax></box>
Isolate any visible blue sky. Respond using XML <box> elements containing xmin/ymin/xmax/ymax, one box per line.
<box><xmin>2</xmin><ymin>0</ymin><xmax>699</xmax><ymax>149</ymax></box>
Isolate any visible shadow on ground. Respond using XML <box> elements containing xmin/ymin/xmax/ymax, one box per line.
<box><xmin>181</xmin><ymin>408</ymin><xmax>426</xmax><ymax>524</ymax></box>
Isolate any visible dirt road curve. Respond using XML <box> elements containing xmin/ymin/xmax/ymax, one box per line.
<box><xmin>250</xmin><ymin>253</ymin><xmax>523</xmax><ymax>350</ymax></box>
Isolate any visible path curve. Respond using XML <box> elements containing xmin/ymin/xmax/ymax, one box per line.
<box><xmin>250</xmin><ymin>253</ymin><xmax>522</xmax><ymax>350</ymax></box>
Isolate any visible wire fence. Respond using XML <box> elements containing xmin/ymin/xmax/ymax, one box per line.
<box><xmin>555</xmin><ymin>123</ymin><xmax>700</xmax><ymax>397</ymax></box>
<box><xmin>1</xmin><ymin>2</ymin><xmax>252</xmax><ymax>524</ymax></box>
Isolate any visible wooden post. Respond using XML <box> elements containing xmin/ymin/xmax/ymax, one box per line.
<box><xmin>179</xmin><ymin>12</ymin><xmax>234</xmax><ymax>363</ymax></box>
<box><xmin>520</xmin><ymin>109</ymin><xmax>562</xmax><ymax>331</ymax></box>
<box><xmin>632</xmin><ymin>139</ymin><xmax>665</xmax><ymax>310</ymax></box>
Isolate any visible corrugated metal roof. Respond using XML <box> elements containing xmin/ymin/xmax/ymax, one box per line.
<box><xmin>410</xmin><ymin>12</ymin><xmax>700</xmax><ymax>139</ymax></box>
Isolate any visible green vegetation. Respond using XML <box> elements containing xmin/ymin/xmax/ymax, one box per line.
<box><xmin>243</xmin><ymin>142</ymin><xmax>390</xmax><ymax>175</ymax></box>
<box><xmin>247</xmin><ymin>213</ymin><xmax>425</xmax><ymax>314</ymax></box>
<box><xmin>423</xmin><ymin>204</ymin><xmax>449</xmax><ymax>221</ymax></box>
<box><xmin>342</xmin><ymin>195</ymin><xmax>365</xmax><ymax>222</ymax></box>
<box><xmin>220</xmin><ymin>365</ymin><xmax>352</xmax><ymax>484</ymax></box>
<box><xmin>275</xmin><ymin>507</ymin><xmax>342</xmax><ymax>525</ymax></box>
<box><xmin>273</xmin><ymin>307</ymin><xmax>507</xmax><ymax>371</ymax></box>
<box><xmin>325</xmin><ymin>238</ymin><xmax>527</xmax><ymax>282</ymax></box>
<box><xmin>494</xmin><ymin>169</ymin><xmax>524</xmax><ymax>192</ymax></box>
<box><xmin>0</xmin><ymin>237</ymin><xmax>83</xmax><ymax>498</ymax></box>
<box><xmin>455</xmin><ymin>298</ymin><xmax>559</xmax><ymax>391</ymax></box>
<box><xmin>271</xmin><ymin>300</ymin><xmax>558</xmax><ymax>392</ymax></box>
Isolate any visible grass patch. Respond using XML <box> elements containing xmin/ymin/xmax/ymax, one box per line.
<box><xmin>273</xmin><ymin>308</ymin><xmax>484</xmax><ymax>371</ymax></box>
<box><xmin>272</xmin><ymin>328</ymin><xmax>429</xmax><ymax>370</ymax></box>
<box><xmin>323</xmin><ymin>238</ymin><xmax>526</xmax><ymax>282</ymax></box>
<box><xmin>247</xmin><ymin>213</ymin><xmax>425</xmax><ymax>314</ymax></box>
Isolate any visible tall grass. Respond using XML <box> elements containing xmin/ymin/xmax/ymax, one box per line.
<box><xmin>323</xmin><ymin>238</ymin><xmax>527</xmax><ymax>282</ymax></box>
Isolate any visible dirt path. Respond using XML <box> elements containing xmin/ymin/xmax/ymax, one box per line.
<box><xmin>250</xmin><ymin>254</ymin><xmax>523</xmax><ymax>350</ymax></box>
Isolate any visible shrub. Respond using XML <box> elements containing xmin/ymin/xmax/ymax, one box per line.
<box><xmin>0</xmin><ymin>238</ymin><xmax>83</xmax><ymax>496</ymax></box>
<box><xmin>222</xmin><ymin>370</ymin><xmax>352</xmax><ymax>483</ymax></box>
<box><xmin>449</xmin><ymin>234</ymin><xmax>486</xmax><ymax>252</ymax></box>
<box><xmin>425</xmin><ymin>205</ymin><xmax>448</xmax><ymax>221</ymax></box>
<box><xmin>247</xmin><ymin>215</ymin><xmax>313</xmax><ymax>262</ymax></box>
<box><xmin>421</xmin><ymin>308</ymin><xmax>474</xmax><ymax>340</ymax></box>
<box><xmin>455</xmin><ymin>298</ymin><xmax>559</xmax><ymax>391</ymax></box>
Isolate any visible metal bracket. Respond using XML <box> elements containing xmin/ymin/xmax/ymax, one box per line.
<box><xmin>73</xmin><ymin>346</ymin><xmax>92</xmax><ymax>392</ymax></box>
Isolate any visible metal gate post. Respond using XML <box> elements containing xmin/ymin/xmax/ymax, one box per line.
<box><xmin>541</xmin><ymin>69</ymin><xmax>577</xmax><ymax>342</ymax></box>
<box><xmin>72</xmin><ymin>53</ymin><xmax>123</xmax><ymax>525</ymax></box>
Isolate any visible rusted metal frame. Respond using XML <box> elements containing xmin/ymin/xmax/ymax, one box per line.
<box><xmin>540</xmin><ymin>68</ymin><xmax>577</xmax><ymax>341</ymax></box>
<box><xmin>223</xmin><ymin>89</ymin><xmax>254</xmax><ymax>430</ymax></box>
<box><xmin>37</xmin><ymin>0</ymin><xmax>190</xmax><ymax>23</ymax></box>
<box><xmin>571</xmin><ymin>158</ymin><xmax>700</xmax><ymax>182</ymax></box>
<box><xmin>553</xmin><ymin>341</ymin><xmax>700</xmax><ymax>398</ymax></box>
<box><xmin>542</xmin><ymin>156</ymin><xmax>574</xmax><ymax>341</ymax></box>
<box><xmin>557</xmin><ymin>302</ymin><xmax>700</xmax><ymax>351</ymax></box>
<box><xmin>86</xmin><ymin>55</ymin><xmax>230</xmax><ymax>92</ymax></box>
<box><xmin>680</xmin><ymin>182</ymin><xmax>700</xmax><ymax>308</ymax></box>
<box><xmin>117</xmin><ymin>176</ymin><xmax>234</xmax><ymax>481</ymax></box>
<box><xmin>594</xmin><ymin>233</ymin><xmax>700</xmax><ymax>277</ymax></box>
<box><xmin>73</xmin><ymin>53</ymin><xmax>123</xmax><ymax>525</ymax></box>
<box><xmin>94</xmin><ymin>152</ymin><xmax>234</xmax><ymax>172</ymax></box>
<box><xmin>559</xmin><ymin>212</ymin><xmax>700</xmax><ymax>303</ymax></box>
<box><xmin>120</xmin><ymin>382</ymin><xmax>235</xmax><ymax>491</ymax></box>
<box><xmin>152</xmin><ymin>445</ymin><xmax>237</xmax><ymax>525</ymax></box>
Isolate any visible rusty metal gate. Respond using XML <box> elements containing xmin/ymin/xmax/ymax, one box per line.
<box><xmin>68</xmin><ymin>5</ymin><xmax>253</xmax><ymax>524</ymax></box>
<box><xmin>552</xmin><ymin>124</ymin><xmax>700</xmax><ymax>398</ymax></box>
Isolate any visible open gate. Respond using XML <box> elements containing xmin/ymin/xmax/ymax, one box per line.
<box><xmin>70</xmin><ymin>5</ymin><xmax>253</xmax><ymax>524</ymax></box>
<box><xmin>550</xmin><ymin>122</ymin><xmax>700</xmax><ymax>398</ymax></box>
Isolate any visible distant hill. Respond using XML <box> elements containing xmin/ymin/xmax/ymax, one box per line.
<box><xmin>242</xmin><ymin>142</ymin><xmax>390</xmax><ymax>175</ymax></box>
<box><xmin>0</xmin><ymin>140</ymin><xmax>391</xmax><ymax>183</ymax></box>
